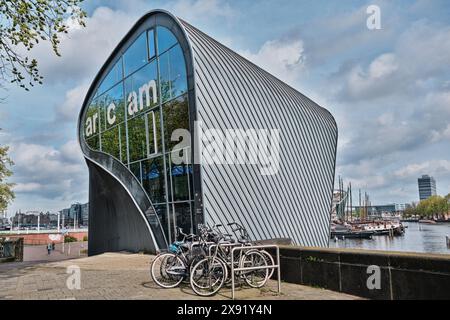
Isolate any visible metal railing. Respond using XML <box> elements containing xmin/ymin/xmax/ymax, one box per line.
<box><xmin>230</xmin><ymin>245</ymin><xmax>280</xmax><ymax>300</ymax></box>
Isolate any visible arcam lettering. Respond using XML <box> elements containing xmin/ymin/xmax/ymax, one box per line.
<box><xmin>127</xmin><ymin>79</ymin><xmax>158</xmax><ymax>117</ymax></box>
<box><xmin>84</xmin><ymin>79</ymin><xmax>158</xmax><ymax>138</ymax></box>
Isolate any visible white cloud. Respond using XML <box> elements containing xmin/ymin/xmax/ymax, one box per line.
<box><xmin>55</xmin><ymin>83</ymin><xmax>89</xmax><ymax>122</ymax></box>
<box><xmin>8</xmin><ymin>141</ymin><xmax>87</xmax><ymax>204</ymax></box>
<box><xmin>335</xmin><ymin>22</ymin><xmax>450</xmax><ymax>102</ymax></box>
<box><xmin>14</xmin><ymin>182</ymin><xmax>43</xmax><ymax>193</ymax></box>
<box><xmin>32</xmin><ymin>6</ymin><xmax>138</xmax><ymax>84</ymax></box>
<box><xmin>171</xmin><ymin>0</ymin><xmax>235</xmax><ymax>22</ymax></box>
<box><xmin>395</xmin><ymin>160</ymin><xmax>450</xmax><ymax>179</ymax></box>
<box><xmin>240</xmin><ymin>39</ymin><xmax>305</xmax><ymax>85</ymax></box>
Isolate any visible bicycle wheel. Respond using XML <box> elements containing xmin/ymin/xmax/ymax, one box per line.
<box><xmin>190</xmin><ymin>257</ymin><xmax>226</xmax><ymax>296</ymax></box>
<box><xmin>260</xmin><ymin>250</ymin><xmax>275</xmax><ymax>279</ymax></box>
<box><xmin>240</xmin><ymin>250</ymin><xmax>269</xmax><ymax>288</ymax></box>
<box><xmin>151</xmin><ymin>253</ymin><xmax>185</xmax><ymax>288</ymax></box>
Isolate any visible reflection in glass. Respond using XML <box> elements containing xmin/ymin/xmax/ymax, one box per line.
<box><xmin>159</xmin><ymin>45</ymin><xmax>188</xmax><ymax>103</ymax></box>
<box><xmin>84</xmin><ymin>99</ymin><xmax>100</xmax><ymax>138</ymax></box>
<box><xmin>86</xmin><ymin>135</ymin><xmax>100</xmax><ymax>150</ymax></box>
<box><xmin>142</xmin><ymin>157</ymin><xmax>166</xmax><ymax>204</ymax></box>
<box><xmin>130</xmin><ymin>162</ymin><xmax>141</xmax><ymax>183</ymax></box>
<box><xmin>119</xmin><ymin>123</ymin><xmax>127</xmax><ymax>163</ymax></box>
<box><xmin>82</xmin><ymin>24</ymin><xmax>195</xmax><ymax>244</ymax></box>
<box><xmin>98</xmin><ymin>58</ymin><xmax>123</xmax><ymax>95</ymax></box>
<box><xmin>148</xmin><ymin>29</ymin><xmax>156</xmax><ymax>59</ymax></box>
<box><xmin>163</xmin><ymin>94</ymin><xmax>189</xmax><ymax>151</ymax></box>
<box><xmin>124</xmin><ymin>32</ymin><xmax>148</xmax><ymax>76</ymax></box>
<box><xmin>154</xmin><ymin>204</ymin><xmax>169</xmax><ymax>243</ymax></box>
<box><xmin>173</xmin><ymin>202</ymin><xmax>192</xmax><ymax>235</ymax></box>
<box><xmin>101</xmin><ymin>126</ymin><xmax>120</xmax><ymax>160</ymax></box>
<box><xmin>170</xmin><ymin>162</ymin><xmax>190</xmax><ymax>202</ymax></box>
<box><xmin>147</xmin><ymin>111</ymin><xmax>160</xmax><ymax>155</ymax></box>
<box><xmin>127</xmin><ymin>115</ymin><xmax>147</xmax><ymax>163</ymax></box>
<box><xmin>157</xmin><ymin>26</ymin><xmax>178</xmax><ymax>55</ymax></box>
<box><xmin>124</xmin><ymin>61</ymin><xmax>158</xmax><ymax>117</ymax></box>
<box><xmin>102</xmin><ymin>82</ymin><xmax>125</xmax><ymax>130</ymax></box>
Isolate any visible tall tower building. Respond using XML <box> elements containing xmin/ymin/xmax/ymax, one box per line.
<box><xmin>418</xmin><ymin>175</ymin><xmax>437</xmax><ymax>201</ymax></box>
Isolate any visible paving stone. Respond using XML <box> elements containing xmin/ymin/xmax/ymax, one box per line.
<box><xmin>0</xmin><ymin>253</ymin><xmax>362</xmax><ymax>300</ymax></box>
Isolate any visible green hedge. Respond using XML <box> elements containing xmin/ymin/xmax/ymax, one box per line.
<box><xmin>64</xmin><ymin>235</ymin><xmax>77</xmax><ymax>243</ymax></box>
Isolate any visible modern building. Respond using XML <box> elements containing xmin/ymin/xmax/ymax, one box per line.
<box><xmin>352</xmin><ymin>204</ymin><xmax>404</xmax><ymax>218</ymax></box>
<box><xmin>10</xmin><ymin>211</ymin><xmax>58</xmax><ymax>229</ymax></box>
<box><xmin>418</xmin><ymin>175</ymin><xmax>437</xmax><ymax>201</ymax></box>
<box><xmin>80</xmin><ymin>203</ymin><xmax>89</xmax><ymax>227</ymax></box>
<box><xmin>78</xmin><ymin>10</ymin><xmax>338</xmax><ymax>255</ymax></box>
<box><xmin>59</xmin><ymin>203</ymin><xmax>89</xmax><ymax>227</ymax></box>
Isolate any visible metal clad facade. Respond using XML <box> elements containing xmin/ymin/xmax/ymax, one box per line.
<box><xmin>181</xmin><ymin>21</ymin><xmax>338</xmax><ymax>247</ymax></box>
<box><xmin>79</xmin><ymin>10</ymin><xmax>337</xmax><ymax>254</ymax></box>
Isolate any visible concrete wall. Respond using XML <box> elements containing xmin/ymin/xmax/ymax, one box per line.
<box><xmin>0</xmin><ymin>238</ymin><xmax>23</xmax><ymax>263</ymax></box>
<box><xmin>269</xmin><ymin>246</ymin><xmax>450</xmax><ymax>300</ymax></box>
<box><xmin>6</xmin><ymin>232</ymin><xmax>87</xmax><ymax>245</ymax></box>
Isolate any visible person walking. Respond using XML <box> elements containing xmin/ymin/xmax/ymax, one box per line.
<box><xmin>47</xmin><ymin>243</ymin><xmax>52</xmax><ymax>255</ymax></box>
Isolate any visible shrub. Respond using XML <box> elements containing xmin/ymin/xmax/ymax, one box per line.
<box><xmin>83</xmin><ymin>235</ymin><xmax>88</xmax><ymax>242</ymax></box>
<box><xmin>64</xmin><ymin>236</ymin><xmax>77</xmax><ymax>243</ymax></box>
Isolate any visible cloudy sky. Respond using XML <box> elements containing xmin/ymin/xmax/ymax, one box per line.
<box><xmin>1</xmin><ymin>0</ymin><xmax>450</xmax><ymax>216</ymax></box>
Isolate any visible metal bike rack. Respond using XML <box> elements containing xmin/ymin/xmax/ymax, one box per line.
<box><xmin>230</xmin><ymin>245</ymin><xmax>280</xmax><ymax>300</ymax></box>
<box><xmin>208</xmin><ymin>242</ymin><xmax>244</xmax><ymax>257</ymax></box>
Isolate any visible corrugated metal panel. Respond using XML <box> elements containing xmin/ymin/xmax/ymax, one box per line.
<box><xmin>180</xmin><ymin>20</ymin><xmax>338</xmax><ymax>247</ymax></box>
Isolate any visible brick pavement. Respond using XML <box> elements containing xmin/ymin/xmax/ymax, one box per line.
<box><xmin>0</xmin><ymin>253</ymin><xmax>362</xmax><ymax>300</ymax></box>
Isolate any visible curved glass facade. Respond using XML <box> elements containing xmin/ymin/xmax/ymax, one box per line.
<box><xmin>82</xmin><ymin>26</ymin><xmax>192</xmax><ymax>242</ymax></box>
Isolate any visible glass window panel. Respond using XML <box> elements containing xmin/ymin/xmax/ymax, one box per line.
<box><xmin>159</xmin><ymin>45</ymin><xmax>187</xmax><ymax>103</ymax></box>
<box><xmin>97</xmin><ymin>95</ymin><xmax>107</xmax><ymax>133</ymax></box>
<box><xmin>102</xmin><ymin>82</ymin><xmax>125</xmax><ymax>130</ymax></box>
<box><xmin>127</xmin><ymin>115</ymin><xmax>147</xmax><ymax>163</ymax></box>
<box><xmin>119</xmin><ymin>123</ymin><xmax>127</xmax><ymax>164</ymax></box>
<box><xmin>153</xmin><ymin>204</ymin><xmax>170</xmax><ymax>243</ymax></box>
<box><xmin>84</xmin><ymin>99</ymin><xmax>100</xmax><ymax>139</ymax></box>
<box><xmin>101</xmin><ymin>126</ymin><xmax>120</xmax><ymax>160</ymax></box>
<box><xmin>188</xmin><ymin>164</ymin><xmax>194</xmax><ymax>200</ymax></box>
<box><xmin>130</xmin><ymin>162</ymin><xmax>141</xmax><ymax>183</ymax></box>
<box><xmin>169</xmin><ymin>156</ymin><xmax>190</xmax><ymax>202</ymax></box>
<box><xmin>173</xmin><ymin>202</ymin><xmax>192</xmax><ymax>235</ymax></box>
<box><xmin>157</xmin><ymin>26</ymin><xmax>178</xmax><ymax>55</ymax></box>
<box><xmin>163</xmin><ymin>94</ymin><xmax>190</xmax><ymax>152</ymax></box>
<box><xmin>86</xmin><ymin>135</ymin><xmax>100</xmax><ymax>150</ymax></box>
<box><xmin>125</xmin><ymin>61</ymin><xmax>158</xmax><ymax>118</ymax></box>
<box><xmin>142</xmin><ymin>157</ymin><xmax>166</xmax><ymax>204</ymax></box>
<box><xmin>124</xmin><ymin>32</ymin><xmax>148</xmax><ymax>76</ymax></box>
<box><xmin>148</xmin><ymin>29</ymin><xmax>156</xmax><ymax>60</ymax></box>
<box><xmin>147</xmin><ymin>111</ymin><xmax>161</xmax><ymax>155</ymax></box>
<box><xmin>98</xmin><ymin>58</ymin><xmax>123</xmax><ymax>95</ymax></box>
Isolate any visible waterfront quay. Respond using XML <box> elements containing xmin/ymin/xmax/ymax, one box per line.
<box><xmin>0</xmin><ymin>252</ymin><xmax>359</xmax><ymax>300</ymax></box>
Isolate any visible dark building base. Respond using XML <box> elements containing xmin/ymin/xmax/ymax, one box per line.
<box><xmin>87</xmin><ymin>161</ymin><xmax>156</xmax><ymax>256</ymax></box>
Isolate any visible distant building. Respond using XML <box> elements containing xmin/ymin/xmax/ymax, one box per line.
<box><xmin>0</xmin><ymin>211</ymin><xmax>8</xmax><ymax>228</ymax></box>
<box><xmin>352</xmin><ymin>204</ymin><xmax>404</xmax><ymax>219</ymax></box>
<box><xmin>418</xmin><ymin>175</ymin><xmax>437</xmax><ymax>201</ymax></box>
<box><xmin>80</xmin><ymin>203</ymin><xmax>89</xmax><ymax>226</ymax></box>
<box><xmin>395</xmin><ymin>203</ymin><xmax>409</xmax><ymax>212</ymax></box>
<box><xmin>59</xmin><ymin>203</ymin><xmax>89</xmax><ymax>228</ymax></box>
<box><xmin>10</xmin><ymin>211</ymin><xmax>57</xmax><ymax>228</ymax></box>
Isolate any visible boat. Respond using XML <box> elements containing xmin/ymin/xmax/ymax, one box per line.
<box><xmin>355</xmin><ymin>220</ymin><xmax>404</xmax><ymax>236</ymax></box>
<box><xmin>419</xmin><ymin>220</ymin><xmax>437</xmax><ymax>225</ymax></box>
<box><xmin>331</xmin><ymin>230</ymin><xmax>374</xmax><ymax>240</ymax></box>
